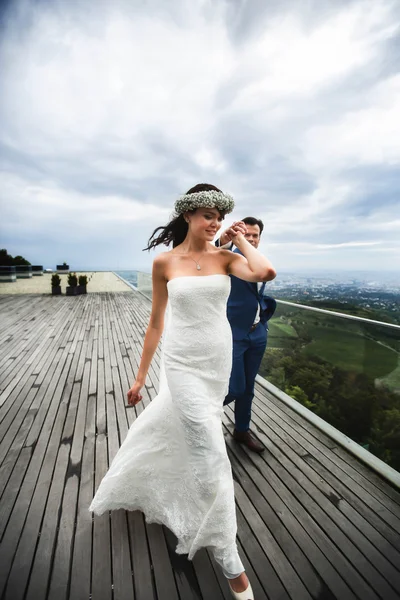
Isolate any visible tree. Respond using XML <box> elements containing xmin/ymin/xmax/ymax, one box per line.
<box><xmin>294</xmin><ymin>364</ymin><xmax>332</xmax><ymax>401</ymax></box>
<box><xmin>285</xmin><ymin>385</ymin><xmax>316</xmax><ymax>411</ymax></box>
<box><xmin>369</xmin><ymin>407</ymin><xmax>400</xmax><ymax>470</ymax></box>
<box><xmin>258</xmin><ymin>337</ymin><xmax>400</xmax><ymax>470</ymax></box>
<box><xmin>0</xmin><ymin>249</ymin><xmax>13</xmax><ymax>266</ymax></box>
<box><xmin>0</xmin><ymin>249</ymin><xmax>31</xmax><ymax>266</ymax></box>
<box><xmin>12</xmin><ymin>255</ymin><xmax>31</xmax><ymax>266</ymax></box>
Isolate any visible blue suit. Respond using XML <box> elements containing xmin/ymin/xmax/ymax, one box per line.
<box><xmin>224</xmin><ymin>248</ymin><xmax>276</xmax><ymax>432</ymax></box>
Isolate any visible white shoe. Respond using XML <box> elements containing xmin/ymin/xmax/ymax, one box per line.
<box><xmin>228</xmin><ymin>581</ymin><xmax>254</xmax><ymax>599</ymax></box>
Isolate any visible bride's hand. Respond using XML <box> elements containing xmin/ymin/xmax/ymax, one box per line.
<box><xmin>127</xmin><ymin>381</ymin><xmax>143</xmax><ymax>406</ymax></box>
<box><xmin>230</xmin><ymin>228</ymin><xmax>247</xmax><ymax>244</ymax></box>
<box><xmin>220</xmin><ymin>221</ymin><xmax>247</xmax><ymax>245</ymax></box>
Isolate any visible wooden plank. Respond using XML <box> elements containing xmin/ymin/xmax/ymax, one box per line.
<box><xmin>0</xmin><ymin>299</ymin><xmax>74</xmax><ymax>400</ymax></box>
<box><xmin>104</xmin><ymin>297</ymin><xmax>136</xmax><ymax>599</ymax></box>
<box><xmin>207</xmin><ymin>537</ymin><xmax>267</xmax><ymax>600</ymax></box>
<box><xmin>0</xmin><ymin>380</ymin><xmax>39</xmax><ymax>498</ymax></box>
<box><xmin>0</xmin><ymin>295</ymin><xmax>46</xmax><ymax>335</ymax></box>
<box><xmin>0</xmin><ymin>374</ymin><xmax>38</xmax><ymax>445</ymax></box>
<box><xmin>234</xmin><ymin>478</ymin><xmax>312</xmax><ymax>600</ymax></box>
<box><xmin>47</xmin><ymin>475</ymin><xmax>78</xmax><ymax>600</ymax></box>
<box><xmin>110</xmin><ymin>510</ymin><xmax>135</xmax><ymax>600</ymax></box>
<box><xmin>91</xmin><ymin>310</ymin><xmax>112</xmax><ymax>600</ymax></box>
<box><xmin>228</xmin><ymin>411</ymin><xmax>381</xmax><ymax>600</ymax></box>
<box><xmin>127</xmin><ymin>511</ymin><xmax>156</xmax><ymax>600</ymax></box>
<box><xmin>0</xmin><ymin>376</ymin><xmax>51</xmax><ymax>516</ymax></box>
<box><xmin>254</xmin><ymin>387</ymin><xmax>400</xmax><ymax>517</ymax></box>
<box><xmin>163</xmin><ymin>527</ymin><xmax>202</xmax><ymax>600</ymax></box>
<box><xmin>235</xmin><ymin>505</ymin><xmax>290</xmax><ymax>600</ymax></box>
<box><xmin>24</xmin><ymin>443</ymin><xmax>72</xmax><ymax>600</ymax></box>
<box><xmin>48</xmin><ymin>301</ymin><xmax>98</xmax><ymax>600</ymax></box>
<box><xmin>0</xmin><ymin>298</ymin><xmax>79</xmax><ymax>420</ymax></box>
<box><xmin>1</xmin><ymin>301</ymin><xmax>94</xmax><ymax>599</ymax></box>
<box><xmin>0</xmin><ymin>447</ymin><xmax>32</xmax><ymax>539</ymax></box>
<box><xmin>234</xmin><ymin>538</ymin><xmax>268</xmax><ymax>600</ymax></box>
<box><xmin>0</xmin><ymin>300</ymin><xmax>80</xmax><ymax>459</ymax></box>
<box><xmin>112</xmin><ymin>293</ymin><xmax>212</xmax><ymax>599</ymax></box>
<box><xmin>331</xmin><ymin>443</ymin><xmax>400</xmax><ymax>504</ymax></box>
<box><xmin>69</xmin><ymin>354</ymin><xmax>96</xmax><ymax>599</ymax></box>
<box><xmin>113</xmin><ymin>297</ymin><xmax>161</xmax><ymax>600</ymax></box>
<box><xmin>1</xmin><ymin>292</ymin><xmax>399</xmax><ymax>600</ymax></box>
<box><xmin>102</xmin><ymin>297</ymin><xmax>122</xmax><ymax>459</ymax></box>
<box><xmin>0</xmin><ymin>300</ymin><xmax>54</xmax><ymax>371</ymax></box>
<box><xmin>224</xmin><ymin>426</ymin><xmax>358</xmax><ymax>599</ymax></box>
<box><xmin>26</xmin><ymin>303</ymin><xmax>95</xmax><ymax>600</ymax></box>
<box><xmin>1</xmin><ymin>358</ymin><xmax>74</xmax><ymax>599</ymax></box>
<box><xmin>0</xmin><ymin>343</ymin><xmax>68</xmax><ymax>467</ymax></box>
<box><xmin>225</xmin><ymin>405</ymin><xmax>391</xmax><ymax>600</ymax></box>
<box><xmin>0</xmin><ymin>296</ymin><xmax>49</xmax><ymax>356</ymax></box>
<box><xmin>191</xmin><ymin>549</ymin><xmax>227</xmax><ymax>600</ymax></box>
<box><xmin>146</xmin><ymin>523</ymin><xmax>179</xmax><ymax>600</ymax></box>
<box><xmin>304</xmin><ymin>453</ymin><xmax>400</xmax><ymax>579</ymax></box>
<box><xmin>91</xmin><ymin>442</ymin><xmax>112</xmax><ymax>600</ymax></box>
<box><xmin>232</xmin><ymin>447</ymin><xmax>347</xmax><ymax>598</ymax></box>
<box><xmin>258</xmin><ymin>385</ymin><xmax>400</xmax><ymax>507</ymax></box>
<box><xmin>252</xmin><ymin>398</ymin><xmax>400</xmax><ymax>555</ymax></box>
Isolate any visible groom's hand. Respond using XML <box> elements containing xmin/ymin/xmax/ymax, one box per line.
<box><xmin>219</xmin><ymin>221</ymin><xmax>247</xmax><ymax>246</ymax></box>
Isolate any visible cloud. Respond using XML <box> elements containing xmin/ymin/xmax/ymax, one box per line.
<box><xmin>0</xmin><ymin>0</ymin><xmax>399</xmax><ymax>274</ymax></box>
<box><xmin>304</xmin><ymin>75</ymin><xmax>400</xmax><ymax>171</ymax></box>
<box><xmin>270</xmin><ymin>241</ymin><xmax>384</xmax><ymax>250</ymax></box>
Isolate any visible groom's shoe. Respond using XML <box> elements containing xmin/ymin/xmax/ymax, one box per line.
<box><xmin>233</xmin><ymin>429</ymin><xmax>265</xmax><ymax>453</ymax></box>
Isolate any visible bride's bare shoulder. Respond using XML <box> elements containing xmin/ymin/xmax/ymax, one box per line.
<box><xmin>152</xmin><ymin>250</ymin><xmax>177</xmax><ymax>273</ymax></box>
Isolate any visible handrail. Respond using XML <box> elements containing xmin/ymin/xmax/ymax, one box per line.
<box><xmin>276</xmin><ymin>299</ymin><xmax>400</xmax><ymax>330</ymax></box>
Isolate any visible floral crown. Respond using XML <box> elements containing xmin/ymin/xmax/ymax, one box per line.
<box><xmin>174</xmin><ymin>190</ymin><xmax>235</xmax><ymax>215</ymax></box>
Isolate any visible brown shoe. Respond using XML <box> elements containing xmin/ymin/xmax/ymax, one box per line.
<box><xmin>233</xmin><ymin>429</ymin><xmax>265</xmax><ymax>453</ymax></box>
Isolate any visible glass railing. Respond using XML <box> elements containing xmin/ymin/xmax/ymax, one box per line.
<box><xmin>261</xmin><ymin>301</ymin><xmax>400</xmax><ymax>470</ymax></box>
<box><xmin>115</xmin><ymin>270</ymin><xmax>152</xmax><ymax>298</ymax></box>
<box><xmin>137</xmin><ymin>271</ymin><xmax>153</xmax><ymax>298</ymax></box>
<box><xmin>118</xmin><ymin>270</ymin><xmax>400</xmax><ymax>470</ymax></box>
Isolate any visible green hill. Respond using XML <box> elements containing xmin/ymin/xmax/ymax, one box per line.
<box><xmin>267</xmin><ymin>303</ymin><xmax>400</xmax><ymax>390</ymax></box>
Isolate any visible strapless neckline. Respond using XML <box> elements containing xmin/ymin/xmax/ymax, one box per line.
<box><xmin>167</xmin><ymin>273</ymin><xmax>229</xmax><ymax>286</ymax></box>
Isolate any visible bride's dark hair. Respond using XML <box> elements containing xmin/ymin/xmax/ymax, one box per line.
<box><xmin>144</xmin><ymin>183</ymin><xmax>223</xmax><ymax>251</ymax></box>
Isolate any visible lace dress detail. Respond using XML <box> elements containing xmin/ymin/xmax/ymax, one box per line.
<box><xmin>89</xmin><ymin>274</ymin><xmax>244</xmax><ymax>577</ymax></box>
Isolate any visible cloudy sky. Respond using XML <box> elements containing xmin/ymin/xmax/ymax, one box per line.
<box><xmin>0</xmin><ymin>0</ymin><xmax>399</xmax><ymax>274</ymax></box>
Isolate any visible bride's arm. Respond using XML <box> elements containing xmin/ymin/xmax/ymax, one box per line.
<box><xmin>127</xmin><ymin>255</ymin><xmax>168</xmax><ymax>406</ymax></box>
<box><xmin>225</xmin><ymin>233</ymin><xmax>276</xmax><ymax>282</ymax></box>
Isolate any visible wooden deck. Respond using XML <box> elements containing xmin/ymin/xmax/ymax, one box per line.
<box><xmin>0</xmin><ymin>292</ymin><xmax>400</xmax><ymax>600</ymax></box>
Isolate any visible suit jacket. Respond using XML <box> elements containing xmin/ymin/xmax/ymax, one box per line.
<box><xmin>221</xmin><ymin>245</ymin><xmax>277</xmax><ymax>341</ymax></box>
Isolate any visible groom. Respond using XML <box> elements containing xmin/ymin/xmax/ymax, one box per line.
<box><xmin>216</xmin><ymin>217</ymin><xmax>276</xmax><ymax>453</ymax></box>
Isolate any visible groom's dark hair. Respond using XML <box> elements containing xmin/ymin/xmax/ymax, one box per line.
<box><xmin>242</xmin><ymin>216</ymin><xmax>264</xmax><ymax>236</ymax></box>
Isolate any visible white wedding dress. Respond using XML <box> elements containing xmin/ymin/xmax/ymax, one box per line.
<box><xmin>89</xmin><ymin>274</ymin><xmax>244</xmax><ymax>577</ymax></box>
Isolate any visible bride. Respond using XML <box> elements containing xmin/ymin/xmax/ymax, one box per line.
<box><xmin>89</xmin><ymin>183</ymin><xmax>276</xmax><ymax>599</ymax></box>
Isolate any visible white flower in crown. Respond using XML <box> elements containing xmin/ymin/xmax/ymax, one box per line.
<box><xmin>174</xmin><ymin>190</ymin><xmax>235</xmax><ymax>215</ymax></box>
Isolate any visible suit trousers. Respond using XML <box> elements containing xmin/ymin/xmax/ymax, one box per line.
<box><xmin>224</xmin><ymin>324</ymin><xmax>267</xmax><ymax>432</ymax></box>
